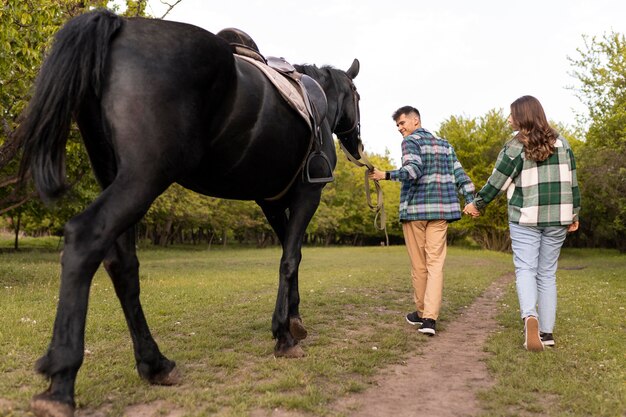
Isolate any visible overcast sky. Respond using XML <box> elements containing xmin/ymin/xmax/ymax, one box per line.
<box><xmin>144</xmin><ymin>0</ymin><xmax>625</xmax><ymax>163</ymax></box>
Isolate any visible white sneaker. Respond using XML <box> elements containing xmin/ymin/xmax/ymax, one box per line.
<box><xmin>523</xmin><ymin>316</ymin><xmax>543</xmax><ymax>352</ymax></box>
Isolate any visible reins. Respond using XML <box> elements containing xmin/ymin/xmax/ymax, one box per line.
<box><xmin>268</xmin><ymin>70</ymin><xmax>389</xmax><ymax>245</ymax></box>
<box><xmin>335</xmin><ymin>82</ymin><xmax>389</xmax><ymax>246</ymax></box>
<box><xmin>339</xmin><ymin>141</ymin><xmax>389</xmax><ymax>246</ymax></box>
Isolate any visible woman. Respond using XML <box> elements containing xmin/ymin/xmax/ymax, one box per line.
<box><xmin>464</xmin><ymin>95</ymin><xmax>580</xmax><ymax>351</ymax></box>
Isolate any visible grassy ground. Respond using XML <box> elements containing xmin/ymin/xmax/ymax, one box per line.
<box><xmin>0</xmin><ymin>241</ymin><xmax>623</xmax><ymax>416</ymax></box>
<box><xmin>480</xmin><ymin>248</ymin><xmax>626</xmax><ymax>417</ymax></box>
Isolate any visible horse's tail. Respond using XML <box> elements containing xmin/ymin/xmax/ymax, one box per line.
<box><xmin>16</xmin><ymin>9</ymin><xmax>122</xmax><ymax>201</ymax></box>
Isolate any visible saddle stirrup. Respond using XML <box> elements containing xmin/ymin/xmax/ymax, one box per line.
<box><xmin>305</xmin><ymin>150</ymin><xmax>334</xmax><ymax>183</ymax></box>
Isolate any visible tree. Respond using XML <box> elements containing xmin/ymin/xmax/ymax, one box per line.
<box><xmin>439</xmin><ymin>110</ymin><xmax>512</xmax><ymax>250</ymax></box>
<box><xmin>439</xmin><ymin>110</ymin><xmax>586</xmax><ymax>251</ymax></box>
<box><xmin>0</xmin><ymin>1</ymin><xmax>155</xmax><ymax>247</ymax></box>
<box><xmin>0</xmin><ymin>1</ymin><xmax>112</xmax><ymax>246</ymax></box>
<box><xmin>569</xmin><ymin>32</ymin><xmax>626</xmax><ymax>251</ymax></box>
<box><xmin>307</xmin><ymin>142</ymin><xmax>400</xmax><ymax>245</ymax></box>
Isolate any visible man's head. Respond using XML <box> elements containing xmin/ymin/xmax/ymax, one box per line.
<box><xmin>392</xmin><ymin>106</ymin><xmax>421</xmax><ymax>137</ymax></box>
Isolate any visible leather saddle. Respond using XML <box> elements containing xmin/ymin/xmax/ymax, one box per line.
<box><xmin>217</xmin><ymin>28</ymin><xmax>333</xmax><ymax>184</ymax></box>
<box><xmin>217</xmin><ymin>28</ymin><xmax>327</xmax><ymax>133</ymax></box>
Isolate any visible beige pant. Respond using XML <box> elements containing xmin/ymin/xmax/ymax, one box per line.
<box><xmin>402</xmin><ymin>220</ymin><xmax>448</xmax><ymax>320</ymax></box>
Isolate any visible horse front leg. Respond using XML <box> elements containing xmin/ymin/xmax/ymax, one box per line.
<box><xmin>272</xmin><ymin>249</ymin><xmax>304</xmax><ymax>358</ymax></box>
<box><xmin>258</xmin><ymin>199</ymin><xmax>308</xmax><ymax>354</ymax></box>
<box><xmin>270</xmin><ymin>187</ymin><xmax>322</xmax><ymax>358</ymax></box>
<box><xmin>102</xmin><ymin>229</ymin><xmax>179</xmax><ymax>385</ymax></box>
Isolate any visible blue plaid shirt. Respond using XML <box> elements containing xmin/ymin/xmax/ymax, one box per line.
<box><xmin>388</xmin><ymin>128</ymin><xmax>475</xmax><ymax>222</ymax></box>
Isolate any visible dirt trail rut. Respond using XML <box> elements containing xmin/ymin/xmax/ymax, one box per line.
<box><xmin>256</xmin><ymin>272</ymin><xmax>513</xmax><ymax>417</ymax></box>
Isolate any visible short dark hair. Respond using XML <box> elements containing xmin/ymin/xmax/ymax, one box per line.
<box><xmin>392</xmin><ymin>106</ymin><xmax>420</xmax><ymax>121</ymax></box>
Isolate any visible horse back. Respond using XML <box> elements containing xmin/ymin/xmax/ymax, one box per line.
<box><xmin>83</xmin><ymin>15</ymin><xmax>311</xmax><ymax>201</ymax></box>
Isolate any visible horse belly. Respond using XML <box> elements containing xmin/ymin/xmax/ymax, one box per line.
<box><xmin>180</xmin><ymin>63</ymin><xmax>313</xmax><ymax>200</ymax></box>
<box><xmin>180</xmin><ymin>123</ymin><xmax>311</xmax><ymax>200</ymax></box>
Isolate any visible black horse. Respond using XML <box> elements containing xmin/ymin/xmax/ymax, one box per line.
<box><xmin>15</xmin><ymin>9</ymin><xmax>362</xmax><ymax>417</ymax></box>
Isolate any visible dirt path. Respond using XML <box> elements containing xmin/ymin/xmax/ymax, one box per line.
<box><xmin>256</xmin><ymin>272</ymin><xmax>513</xmax><ymax>417</ymax></box>
<box><xmin>73</xmin><ymin>273</ymin><xmax>512</xmax><ymax>417</ymax></box>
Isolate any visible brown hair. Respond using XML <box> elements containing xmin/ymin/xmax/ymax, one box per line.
<box><xmin>510</xmin><ymin>96</ymin><xmax>558</xmax><ymax>162</ymax></box>
<box><xmin>392</xmin><ymin>106</ymin><xmax>420</xmax><ymax>121</ymax></box>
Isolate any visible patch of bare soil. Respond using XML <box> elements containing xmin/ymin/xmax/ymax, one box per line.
<box><xmin>254</xmin><ymin>273</ymin><xmax>513</xmax><ymax>417</ymax></box>
<box><xmin>77</xmin><ymin>273</ymin><xmax>512</xmax><ymax>417</ymax></box>
<box><xmin>0</xmin><ymin>398</ymin><xmax>15</xmax><ymax>415</ymax></box>
<box><xmin>76</xmin><ymin>400</ymin><xmax>185</xmax><ymax>417</ymax></box>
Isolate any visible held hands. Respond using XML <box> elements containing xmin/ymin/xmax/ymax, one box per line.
<box><xmin>463</xmin><ymin>202</ymin><xmax>480</xmax><ymax>218</ymax></box>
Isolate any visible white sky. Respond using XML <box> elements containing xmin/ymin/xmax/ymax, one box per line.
<box><xmin>144</xmin><ymin>0</ymin><xmax>625</xmax><ymax>163</ymax></box>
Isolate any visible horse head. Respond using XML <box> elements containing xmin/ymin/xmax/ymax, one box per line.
<box><xmin>295</xmin><ymin>59</ymin><xmax>363</xmax><ymax>161</ymax></box>
<box><xmin>333</xmin><ymin>59</ymin><xmax>362</xmax><ymax>160</ymax></box>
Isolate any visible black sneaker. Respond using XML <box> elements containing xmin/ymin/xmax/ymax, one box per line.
<box><xmin>418</xmin><ymin>318</ymin><xmax>436</xmax><ymax>336</ymax></box>
<box><xmin>405</xmin><ymin>311</ymin><xmax>423</xmax><ymax>326</ymax></box>
<box><xmin>540</xmin><ymin>332</ymin><xmax>555</xmax><ymax>347</ymax></box>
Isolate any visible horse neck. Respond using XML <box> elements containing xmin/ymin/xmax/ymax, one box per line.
<box><xmin>296</xmin><ymin>65</ymin><xmax>347</xmax><ymax>149</ymax></box>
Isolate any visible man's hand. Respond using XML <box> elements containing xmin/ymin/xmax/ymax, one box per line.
<box><xmin>463</xmin><ymin>202</ymin><xmax>480</xmax><ymax>218</ymax></box>
<box><xmin>368</xmin><ymin>168</ymin><xmax>386</xmax><ymax>181</ymax></box>
<box><xmin>567</xmin><ymin>221</ymin><xmax>579</xmax><ymax>232</ymax></box>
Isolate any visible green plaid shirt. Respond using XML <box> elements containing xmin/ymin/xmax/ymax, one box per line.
<box><xmin>473</xmin><ymin>135</ymin><xmax>581</xmax><ymax>226</ymax></box>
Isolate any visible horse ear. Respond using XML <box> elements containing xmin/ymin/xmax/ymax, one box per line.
<box><xmin>346</xmin><ymin>58</ymin><xmax>360</xmax><ymax>79</ymax></box>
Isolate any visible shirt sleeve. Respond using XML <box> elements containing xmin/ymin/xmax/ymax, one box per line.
<box><xmin>473</xmin><ymin>145</ymin><xmax>521</xmax><ymax>210</ymax></box>
<box><xmin>568</xmin><ymin>147</ymin><xmax>581</xmax><ymax>220</ymax></box>
<box><xmin>388</xmin><ymin>136</ymin><xmax>423</xmax><ymax>181</ymax></box>
<box><xmin>451</xmin><ymin>147</ymin><xmax>475</xmax><ymax>204</ymax></box>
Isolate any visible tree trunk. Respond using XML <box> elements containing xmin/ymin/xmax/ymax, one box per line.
<box><xmin>13</xmin><ymin>210</ymin><xmax>21</xmax><ymax>250</ymax></box>
<box><xmin>158</xmin><ymin>219</ymin><xmax>173</xmax><ymax>246</ymax></box>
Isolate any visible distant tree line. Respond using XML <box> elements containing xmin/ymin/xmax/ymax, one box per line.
<box><xmin>1</xmin><ymin>2</ymin><xmax>624</xmax><ymax>251</ymax></box>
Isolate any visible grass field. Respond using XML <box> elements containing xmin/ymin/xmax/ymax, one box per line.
<box><xmin>0</xmin><ymin>241</ymin><xmax>624</xmax><ymax>416</ymax></box>
<box><xmin>481</xmin><ymin>248</ymin><xmax>626</xmax><ymax>417</ymax></box>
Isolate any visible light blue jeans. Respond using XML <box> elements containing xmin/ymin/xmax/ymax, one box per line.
<box><xmin>509</xmin><ymin>222</ymin><xmax>568</xmax><ymax>333</ymax></box>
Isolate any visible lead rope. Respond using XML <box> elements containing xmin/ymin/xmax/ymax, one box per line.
<box><xmin>339</xmin><ymin>142</ymin><xmax>389</xmax><ymax>246</ymax></box>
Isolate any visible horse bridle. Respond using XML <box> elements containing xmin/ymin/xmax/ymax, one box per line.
<box><xmin>334</xmin><ymin>81</ymin><xmax>361</xmax><ymax>142</ymax></box>
<box><xmin>335</xmin><ymin>81</ymin><xmax>389</xmax><ymax>246</ymax></box>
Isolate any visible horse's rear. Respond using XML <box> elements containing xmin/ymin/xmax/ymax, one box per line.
<box><xmin>19</xmin><ymin>10</ymin><xmax>237</xmax><ymax>198</ymax></box>
<box><xmin>16</xmin><ymin>11</ymin><xmax>244</xmax><ymax>416</ymax></box>
<box><xmin>86</xmin><ymin>16</ymin><xmax>239</xmax><ymax>193</ymax></box>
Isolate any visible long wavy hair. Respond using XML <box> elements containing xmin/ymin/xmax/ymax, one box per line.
<box><xmin>510</xmin><ymin>95</ymin><xmax>558</xmax><ymax>162</ymax></box>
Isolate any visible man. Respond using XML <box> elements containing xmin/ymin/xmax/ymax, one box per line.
<box><xmin>369</xmin><ymin>106</ymin><xmax>475</xmax><ymax>335</ymax></box>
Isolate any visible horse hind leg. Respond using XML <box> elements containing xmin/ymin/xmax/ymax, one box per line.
<box><xmin>31</xmin><ymin>179</ymin><xmax>167</xmax><ymax>417</ymax></box>
<box><xmin>31</xmin><ymin>209</ymin><xmax>102</xmax><ymax>416</ymax></box>
<box><xmin>102</xmin><ymin>229</ymin><xmax>179</xmax><ymax>385</ymax></box>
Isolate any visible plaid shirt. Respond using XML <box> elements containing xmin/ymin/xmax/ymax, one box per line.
<box><xmin>389</xmin><ymin>128</ymin><xmax>475</xmax><ymax>222</ymax></box>
<box><xmin>473</xmin><ymin>135</ymin><xmax>581</xmax><ymax>226</ymax></box>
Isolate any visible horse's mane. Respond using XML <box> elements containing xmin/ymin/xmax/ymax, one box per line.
<box><xmin>294</xmin><ymin>64</ymin><xmax>338</xmax><ymax>85</ymax></box>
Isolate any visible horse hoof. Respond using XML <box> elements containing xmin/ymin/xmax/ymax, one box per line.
<box><xmin>150</xmin><ymin>366</ymin><xmax>181</xmax><ymax>386</ymax></box>
<box><xmin>274</xmin><ymin>344</ymin><xmax>306</xmax><ymax>358</ymax></box>
<box><xmin>30</xmin><ymin>395</ymin><xmax>74</xmax><ymax>417</ymax></box>
<box><xmin>289</xmin><ymin>317</ymin><xmax>308</xmax><ymax>341</ymax></box>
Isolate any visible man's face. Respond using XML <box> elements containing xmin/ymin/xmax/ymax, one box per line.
<box><xmin>395</xmin><ymin>113</ymin><xmax>420</xmax><ymax>137</ymax></box>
